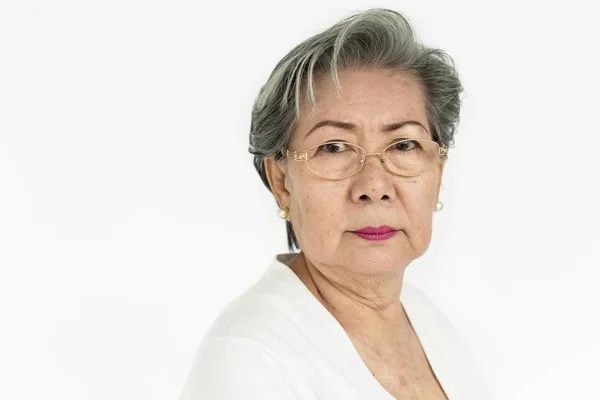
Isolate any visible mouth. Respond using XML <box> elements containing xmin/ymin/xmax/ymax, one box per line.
<box><xmin>351</xmin><ymin>226</ymin><xmax>399</xmax><ymax>242</ymax></box>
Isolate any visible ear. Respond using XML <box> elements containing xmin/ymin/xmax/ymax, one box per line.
<box><xmin>264</xmin><ymin>156</ymin><xmax>291</xmax><ymax>210</ymax></box>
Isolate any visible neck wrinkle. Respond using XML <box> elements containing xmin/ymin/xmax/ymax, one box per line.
<box><xmin>289</xmin><ymin>251</ymin><xmax>411</xmax><ymax>339</ymax></box>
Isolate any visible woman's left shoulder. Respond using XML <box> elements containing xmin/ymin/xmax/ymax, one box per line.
<box><xmin>401</xmin><ymin>282</ymin><xmax>461</xmax><ymax>336</ymax></box>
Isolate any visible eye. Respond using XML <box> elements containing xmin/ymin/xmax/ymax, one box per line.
<box><xmin>393</xmin><ymin>140</ymin><xmax>419</xmax><ymax>151</ymax></box>
<box><xmin>318</xmin><ymin>142</ymin><xmax>348</xmax><ymax>153</ymax></box>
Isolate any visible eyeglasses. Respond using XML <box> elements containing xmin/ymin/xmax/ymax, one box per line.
<box><xmin>281</xmin><ymin>139</ymin><xmax>447</xmax><ymax>180</ymax></box>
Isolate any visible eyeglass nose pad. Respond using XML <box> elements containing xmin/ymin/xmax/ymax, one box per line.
<box><xmin>359</xmin><ymin>154</ymin><xmax>366</xmax><ymax>165</ymax></box>
<box><xmin>381</xmin><ymin>156</ymin><xmax>392</xmax><ymax>172</ymax></box>
<box><xmin>359</xmin><ymin>152</ymin><xmax>390</xmax><ymax>172</ymax></box>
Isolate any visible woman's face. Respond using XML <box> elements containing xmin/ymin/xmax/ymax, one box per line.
<box><xmin>266</xmin><ymin>68</ymin><xmax>445</xmax><ymax>276</ymax></box>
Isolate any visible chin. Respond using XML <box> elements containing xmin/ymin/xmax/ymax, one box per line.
<box><xmin>341</xmin><ymin>249</ymin><xmax>408</xmax><ymax>273</ymax></box>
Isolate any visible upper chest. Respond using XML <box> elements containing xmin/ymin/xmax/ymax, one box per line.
<box><xmin>349</xmin><ymin>335</ymin><xmax>449</xmax><ymax>400</ymax></box>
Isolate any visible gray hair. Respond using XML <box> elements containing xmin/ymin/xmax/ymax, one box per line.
<box><xmin>248</xmin><ymin>8</ymin><xmax>464</xmax><ymax>252</ymax></box>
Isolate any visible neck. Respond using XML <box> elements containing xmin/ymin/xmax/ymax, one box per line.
<box><xmin>289</xmin><ymin>251</ymin><xmax>411</xmax><ymax>340</ymax></box>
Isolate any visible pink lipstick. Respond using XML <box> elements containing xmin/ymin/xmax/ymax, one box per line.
<box><xmin>351</xmin><ymin>225</ymin><xmax>398</xmax><ymax>241</ymax></box>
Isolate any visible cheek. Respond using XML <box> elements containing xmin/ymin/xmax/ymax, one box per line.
<box><xmin>297</xmin><ymin>185</ymin><xmax>339</xmax><ymax>221</ymax></box>
<box><xmin>402</xmin><ymin>176</ymin><xmax>438</xmax><ymax>218</ymax></box>
<box><xmin>291</xmin><ymin>180</ymin><xmax>343</xmax><ymax>235</ymax></box>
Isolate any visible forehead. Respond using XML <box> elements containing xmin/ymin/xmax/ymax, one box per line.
<box><xmin>295</xmin><ymin>68</ymin><xmax>429</xmax><ymax>138</ymax></box>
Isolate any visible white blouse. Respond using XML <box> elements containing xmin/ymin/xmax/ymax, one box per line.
<box><xmin>177</xmin><ymin>254</ymin><xmax>492</xmax><ymax>400</ymax></box>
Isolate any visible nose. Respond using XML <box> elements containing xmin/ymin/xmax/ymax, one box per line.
<box><xmin>350</xmin><ymin>152</ymin><xmax>395</xmax><ymax>203</ymax></box>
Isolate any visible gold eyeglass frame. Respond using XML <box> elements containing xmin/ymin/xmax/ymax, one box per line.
<box><xmin>280</xmin><ymin>139</ymin><xmax>448</xmax><ymax>180</ymax></box>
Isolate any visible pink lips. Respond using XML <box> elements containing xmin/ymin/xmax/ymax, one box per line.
<box><xmin>352</xmin><ymin>225</ymin><xmax>398</xmax><ymax>241</ymax></box>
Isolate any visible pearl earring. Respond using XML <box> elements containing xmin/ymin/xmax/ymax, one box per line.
<box><xmin>277</xmin><ymin>206</ymin><xmax>289</xmax><ymax>219</ymax></box>
<box><xmin>434</xmin><ymin>201</ymin><xmax>444</xmax><ymax>212</ymax></box>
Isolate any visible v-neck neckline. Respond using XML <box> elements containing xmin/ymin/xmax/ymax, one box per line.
<box><xmin>271</xmin><ymin>253</ymin><xmax>454</xmax><ymax>399</ymax></box>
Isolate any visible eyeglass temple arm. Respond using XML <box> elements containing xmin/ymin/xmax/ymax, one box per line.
<box><xmin>280</xmin><ymin>148</ymin><xmax>308</xmax><ymax>161</ymax></box>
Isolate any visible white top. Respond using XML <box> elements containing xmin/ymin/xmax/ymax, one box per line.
<box><xmin>178</xmin><ymin>254</ymin><xmax>492</xmax><ymax>400</ymax></box>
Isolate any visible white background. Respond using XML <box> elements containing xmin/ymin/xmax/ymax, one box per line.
<box><xmin>1</xmin><ymin>1</ymin><xmax>599</xmax><ymax>399</ymax></box>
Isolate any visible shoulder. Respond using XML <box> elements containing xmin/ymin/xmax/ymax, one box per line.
<box><xmin>200</xmin><ymin>274</ymin><xmax>296</xmax><ymax>346</ymax></box>
<box><xmin>190</xmin><ymin>258</ymin><xmax>316</xmax><ymax>368</ymax></box>
<box><xmin>177</xmin><ymin>337</ymin><xmax>310</xmax><ymax>400</ymax></box>
<box><xmin>401</xmin><ymin>282</ymin><xmax>493</xmax><ymax>399</ymax></box>
<box><xmin>401</xmin><ymin>282</ymin><xmax>457</xmax><ymax>334</ymax></box>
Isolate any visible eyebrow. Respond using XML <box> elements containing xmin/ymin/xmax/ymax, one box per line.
<box><xmin>305</xmin><ymin>120</ymin><xmax>427</xmax><ymax>137</ymax></box>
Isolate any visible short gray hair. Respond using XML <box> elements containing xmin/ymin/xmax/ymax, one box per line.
<box><xmin>248</xmin><ymin>8</ymin><xmax>464</xmax><ymax>252</ymax></box>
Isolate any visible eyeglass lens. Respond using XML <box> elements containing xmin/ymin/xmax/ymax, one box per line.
<box><xmin>306</xmin><ymin>139</ymin><xmax>440</xmax><ymax>179</ymax></box>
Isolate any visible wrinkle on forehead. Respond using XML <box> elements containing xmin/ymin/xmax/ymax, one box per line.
<box><xmin>295</xmin><ymin>68</ymin><xmax>429</xmax><ymax>139</ymax></box>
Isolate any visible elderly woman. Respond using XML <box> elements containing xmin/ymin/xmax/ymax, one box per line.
<box><xmin>178</xmin><ymin>8</ymin><xmax>491</xmax><ymax>400</ymax></box>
